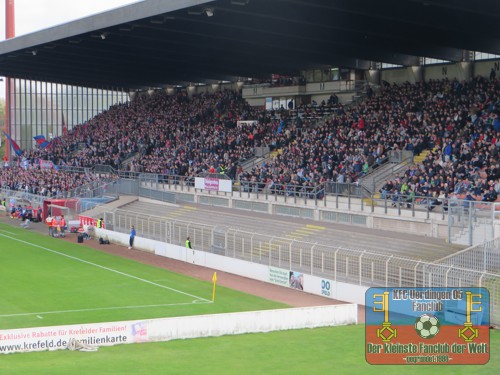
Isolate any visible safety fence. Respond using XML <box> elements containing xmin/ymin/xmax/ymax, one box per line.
<box><xmin>0</xmin><ymin>179</ymin><xmax>119</xmax><ymax>220</ymax></box>
<box><xmin>0</xmin><ymin>178</ymin><xmax>118</xmax><ymax>202</ymax></box>
<box><xmin>134</xmin><ymin>178</ymin><xmax>499</xmax><ymax>246</ymax></box>
<box><xmin>21</xmin><ymin>162</ymin><xmax>495</xmax><ymax>242</ymax></box>
<box><xmin>435</xmin><ymin>238</ymin><xmax>500</xmax><ymax>274</ymax></box>
<box><xmin>5</xmin><ymin>172</ymin><xmax>496</xmax><ymax>246</ymax></box>
<box><xmin>134</xmin><ymin>172</ymin><xmax>499</xmax><ymax>213</ymax></box>
<box><xmin>104</xmin><ymin>208</ymin><xmax>500</xmax><ymax>326</ymax></box>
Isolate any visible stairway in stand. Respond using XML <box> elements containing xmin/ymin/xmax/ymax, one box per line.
<box><xmin>413</xmin><ymin>149</ymin><xmax>432</xmax><ymax>165</ymax></box>
<box><xmin>360</xmin><ymin>148</ymin><xmax>432</xmax><ymax>202</ymax></box>
<box><xmin>235</xmin><ymin>149</ymin><xmax>282</xmax><ymax>188</ymax></box>
<box><xmin>269</xmin><ymin>149</ymin><xmax>281</xmax><ymax>159</ymax></box>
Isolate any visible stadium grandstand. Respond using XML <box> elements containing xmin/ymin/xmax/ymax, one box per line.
<box><xmin>0</xmin><ymin>0</ymin><xmax>499</xmax><ymax>328</ymax></box>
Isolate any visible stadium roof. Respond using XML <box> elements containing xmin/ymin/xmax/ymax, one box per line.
<box><xmin>0</xmin><ymin>0</ymin><xmax>499</xmax><ymax>90</ymax></box>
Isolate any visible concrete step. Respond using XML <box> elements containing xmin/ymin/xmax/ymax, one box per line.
<box><xmin>81</xmin><ymin>195</ymin><xmax>138</xmax><ymax>219</ymax></box>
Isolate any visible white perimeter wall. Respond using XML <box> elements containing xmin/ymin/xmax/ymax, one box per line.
<box><xmin>96</xmin><ymin>228</ymin><xmax>368</xmax><ymax>306</ymax></box>
<box><xmin>0</xmin><ymin>304</ymin><xmax>357</xmax><ymax>354</ymax></box>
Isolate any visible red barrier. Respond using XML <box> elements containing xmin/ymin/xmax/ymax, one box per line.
<box><xmin>79</xmin><ymin>215</ymin><xmax>96</xmax><ymax>227</ymax></box>
<box><xmin>78</xmin><ymin>215</ymin><xmax>105</xmax><ymax>229</ymax></box>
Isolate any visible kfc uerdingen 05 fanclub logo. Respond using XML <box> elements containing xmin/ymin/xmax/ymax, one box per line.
<box><xmin>365</xmin><ymin>287</ymin><xmax>490</xmax><ymax>365</ymax></box>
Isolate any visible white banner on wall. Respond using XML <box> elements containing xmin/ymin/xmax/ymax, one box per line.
<box><xmin>0</xmin><ymin>306</ymin><xmax>357</xmax><ymax>354</ymax></box>
<box><xmin>194</xmin><ymin>177</ymin><xmax>232</xmax><ymax>193</ymax></box>
<box><xmin>269</xmin><ymin>266</ymin><xmax>289</xmax><ymax>287</ymax></box>
<box><xmin>0</xmin><ymin>320</ymin><xmax>146</xmax><ymax>354</ymax></box>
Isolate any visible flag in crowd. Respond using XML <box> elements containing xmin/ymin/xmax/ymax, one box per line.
<box><xmin>48</xmin><ymin>133</ymin><xmax>67</xmax><ymax>150</ymax></box>
<box><xmin>39</xmin><ymin>159</ymin><xmax>54</xmax><ymax>169</ymax></box>
<box><xmin>3</xmin><ymin>131</ymin><xmax>23</xmax><ymax>156</ymax></box>
<box><xmin>33</xmin><ymin>135</ymin><xmax>50</xmax><ymax>148</ymax></box>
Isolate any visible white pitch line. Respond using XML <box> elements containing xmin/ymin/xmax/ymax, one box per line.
<box><xmin>0</xmin><ymin>232</ymin><xmax>212</xmax><ymax>303</ymax></box>
<box><xmin>0</xmin><ymin>229</ymin><xmax>17</xmax><ymax>235</ymax></box>
<box><xmin>0</xmin><ymin>301</ymin><xmax>212</xmax><ymax>318</ymax></box>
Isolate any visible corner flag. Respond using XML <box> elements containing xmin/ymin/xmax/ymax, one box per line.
<box><xmin>212</xmin><ymin>272</ymin><xmax>217</xmax><ymax>302</ymax></box>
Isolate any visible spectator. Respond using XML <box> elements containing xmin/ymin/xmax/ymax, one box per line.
<box><xmin>129</xmin><ymin>226</ymin><xmax>136</xmax><ymax>249</ymax></box>
<box><xmin>482</xmin><ymin>186</ymin><xmax>498</xmax><ymax>202</ymax></box>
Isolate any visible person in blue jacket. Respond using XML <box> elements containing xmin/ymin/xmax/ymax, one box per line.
<box><xmin>129</xmin><ymin>226</ymin><xmax>136</xmax><ymax>249</ymax></box>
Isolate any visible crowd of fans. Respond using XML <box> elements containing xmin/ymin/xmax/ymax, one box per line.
<box><xmin>240</xmin><ymin>76</ymin><xmax>500</xmax><ymax>203</ymax></box>
<box><xmin>1</xmin><ymin>75</ymin><xmax>499</xmax><ymax>207</ymax></box>
<box><xmin>375</xmin><ymin>76</ymin><xmax>500</xmax><ymax>206</ymax></box>
<box><xmin>0</xmin><ymin>161</ymin><xmax>102</xmax><ymax>198</ymax></box>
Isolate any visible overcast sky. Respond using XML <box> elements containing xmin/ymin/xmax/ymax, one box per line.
<box><xmin>0</xmin><ymin>0</ymin><xmax>141</xmax><ymax>98</ymax></box>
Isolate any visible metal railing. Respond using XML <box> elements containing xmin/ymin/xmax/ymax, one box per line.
<box><xmin>0</xmin><ymin>188</ymin><xmax>46</xmax><ymax>208</ymax></box>
<box><xmin>133</xmin><ymin>174</ymin><xmax>498</xmax><ymax>246</ymax></box>
<box><xmin>104</xmin><ymin>208</ymin><xmax>500</xmax><ymax>326</ymax></box>
<box><xmin>1</xmin><ymin>178</ymin><xmax>119</xmax><ymax>214</ymax></box>
<box><xmin>138</xmin><ymin>173</ymin><xmax>366</xmax><ymax>200</ymax></box>
<box><xmin>368</xmin><ymin>150</ymin><xmax>414</xmax><ymax>193</ymax></box>
<box><xmin>3</xmin><ymin>162</ymin><xmax>497</xmax><ymax>246</ymax></box>
<box><xmin>435</xmin><ymin>238</ymin><xmax>500</xmax><ymax>274</ymax></box>
<box><xmin>137</xmin><ymin>173</ymin><xmax>498</xmax><ymax>211</ymax></box>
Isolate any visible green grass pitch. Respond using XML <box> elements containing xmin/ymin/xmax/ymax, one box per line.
<box><xmin>1</xmin><ymin>325</ymin><xmax>497</xmax><ymax>374</ymax></box>
<box><xmin>0</xmin><ymin>223</ymin><xmax>498</xmax><ymax>374</ymax></box>
<box><xmin>0</xmin><ymin>223</ymin><xmax>287</xmax><ymax>330</ymax></box>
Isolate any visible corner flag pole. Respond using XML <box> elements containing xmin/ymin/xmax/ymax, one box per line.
<box><xmin>212</xmin><ymin>272</ymin><xmax>217</xmax><ymax>302</ymax></box>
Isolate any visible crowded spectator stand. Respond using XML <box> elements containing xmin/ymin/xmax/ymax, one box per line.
<box><xmin>1</xmin><ymin>77</ymin><xmax>499</xmax><ymax>211</ymax></box>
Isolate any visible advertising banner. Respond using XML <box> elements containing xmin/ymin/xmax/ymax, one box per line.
<box><xmin>320</xmin><ymin>278</ymin><xmax>333</xmax><ymax>298</ymax></box>
<box><xmin>268</xmin><ymin>266</ymin><xmax>289</xmax><ymax>287</ymax></box>
<box><xmin>0</xmin><ymin>306</ymin><xmax>358</xmax><ymax>354</ymax></box>
<box><xmin>289</xmin><ymin>271</ymin><xmax>304</xmax><ymax>291</ymax></box>
<box><xmin>0</xmin><ymin>320</ymin><xmax>149</xmax><ymax>354</ymax></box>
<box><xmin>194</xmin><ymin>177</ymin><xmax>232</xmax><ymax>193</ymax></box>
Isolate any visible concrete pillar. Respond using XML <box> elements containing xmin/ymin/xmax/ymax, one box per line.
<box><xmin>5</xmin><ymin>0</ymin><xmax>15</xmax><ymax>160</ymax></box>
<box><xmin>408</xmin><ymin>66</ymin><xmax>423</xmax><ymax>83</ymax></box>
<box><xmin>458</xmin><ymin>61</ymin><xmax>473</xmax><ymax>81</ymax></box>
<box><xmin>6</xmin><ymin>0</ymin><xmax>15</xmax><ymax>39</ymax></box>
<box><xmin>366</xmin><ymin>69</ymin><xmax>381</xmax><ymax>85</ymax></box>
